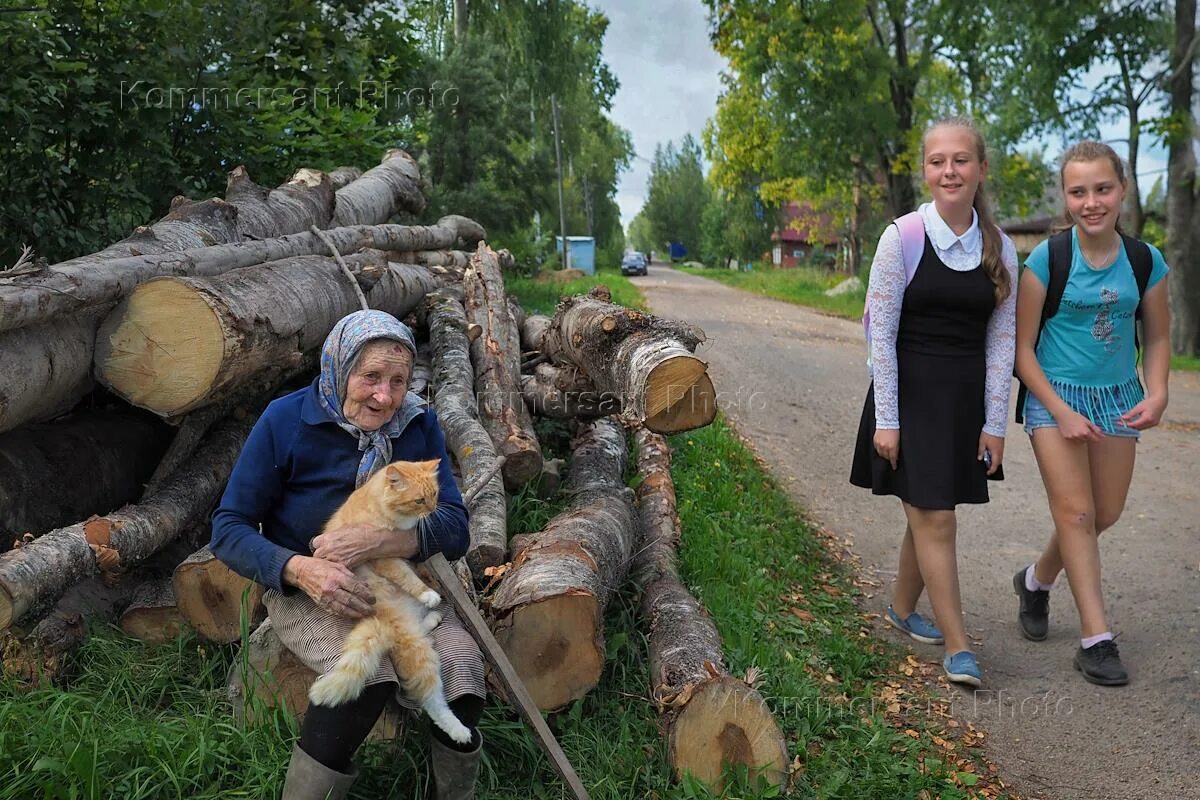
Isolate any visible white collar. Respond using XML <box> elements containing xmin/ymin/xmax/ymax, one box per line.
<box><xmin>920</xmin><ymin>202</ymin><xmax>980</xmax><ymax>253</ymax></box>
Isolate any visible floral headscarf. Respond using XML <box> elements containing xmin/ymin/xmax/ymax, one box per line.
<box><xmin>317</xmin><ymin>310</ymin><xmax>420</xmax><ymax>486</ymax></box>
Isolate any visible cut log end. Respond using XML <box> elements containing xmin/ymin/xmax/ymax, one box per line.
<box><xmin>119</xmin><ymin>580</ymin><xmax>188</xmax><ymax>643</ymax></box>
<box><xmin>495</xmin><ymin>593</ymin><xmax>602</xmax><ymax>711</ymax></box>
<box><xmin>174</xmin><ymin>550</ymin><xmax>266</xmax><ymax>643</ymax></box>
<box><xmin>96</xmin><ymin>280</ymin><xmax>225</xmax><ymax>415</ymax></box>
<box><xmin>644</xmin><ymin>365</ymin><xmax>716</xmax><ymax>434</ymax></box>
<box><xmin>669</xmin><ymin>677</ymin><xmax>789</xmax><ymax>791</ymax></box>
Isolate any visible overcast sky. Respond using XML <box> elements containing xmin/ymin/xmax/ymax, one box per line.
<box><xmin>589</xmin><ymin>1</ymin><xmax>1169</xmax><ymax>233</ymax></box>
<box><xmin>590</xmin><ymin>0</ymin><xmax>724</xmax><ymax>231</ymax></box>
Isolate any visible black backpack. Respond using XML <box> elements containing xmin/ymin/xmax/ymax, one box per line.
<box><xmin>1014</xmin><ymin>230</ymin><xmax>1153</xmax><ymax>423</ymax></box>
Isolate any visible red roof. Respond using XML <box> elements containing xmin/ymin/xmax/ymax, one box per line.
<box><xmin>775</xmin><ymin>201</ymin><xmax>840</xmax><ymax>245</ymax></box>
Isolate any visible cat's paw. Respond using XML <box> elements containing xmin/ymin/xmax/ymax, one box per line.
<box><xmin>421</xmin><ymin>610</ymin><xmax>442</xmax><ymax>632</ymax></box>
<box><xmin>418</xmin><ymin>590</ymin><xmax>441</xmax><ymax>609</ymax></box>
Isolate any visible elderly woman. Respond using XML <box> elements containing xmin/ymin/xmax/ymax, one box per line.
<box><xmin>211</xmin><ymin>310</ymin><xmax>485</xmax><ymax>800</ymax></box>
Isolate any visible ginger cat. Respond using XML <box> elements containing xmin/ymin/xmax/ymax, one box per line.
<box><xmin>307</xmin><ymin>458</ymin><xmax>471</xmax><ymax>745</ymax></box>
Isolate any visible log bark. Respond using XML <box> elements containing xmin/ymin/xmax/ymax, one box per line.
<box><xmin>48</xmin><ymin>197</ymin><xmax>241</xmax><ymax>270</ymax></box>
<box><xmin>463</xmin><ymin>244</ymin><xmax>542</xmax><ymax>490</ymax></box>
<box><xmin>520</xmin><ymin>314</ymin><xmax>552</xmax><ymax>353</ymax></box>
<box><xmin>521</xmin><ymin>363</ymin><xmax>621</xmax><ymax>420</ymax></box>
<box><xmin>488</xmin><ymin>417</ymin><xmax>635</xmax><ymax>711</ymax></box>
<box><xmin>0</xmin><ymin>409</ymin><xmax>173</xmax><ymax>548</ymax></box>
<box><xmin>95</xmin><ymin>257</ymin><xmax>442</xmax><ymax>417</ymax></box>
<box><xmin>227</xmin><ymin>618</ymin><xmax>403</xmax><ymax>740</ymax></box>
<box><xmin>333</xmin><ymin>149</ymin><xmax>425</xmax><ymax>225</ymax></box>
<box><xmin>0</xmin><ymin>412</ymin><xmax>254</xmax><ymax>631</ymax></box>
<box><xmin>224</xmin><ymin>167</ymin><xmax>336</xmax><ymax>240</ymax></box>
<box><xmin>119</xmin><ymin>578</ymin><xmax>188</xmax><ymax>643</ymax></box>
<box><xmin>327</xmin><ymin>166</ymin><xmax>363</xmax><ymax>191</ymax></box>
<box><xmin>173</xmin><ymin>546</ymin><xmax>266</xmax><ymax>644</ymax></box>
<box><xmin>0</xmin><ymin>311</ymin><xmax>105</xmax><ymax>434</ymax></box>
<box><xmin>632</xmin><ymin>428</ymin><xmax>788</xmax><ymax>791</ymax></box>
<box><xmin>0</xmin><ymin>215</ymin><xmax>484</xmax><ymax>335</ymax></box>
<box><xmin>395</xmin><ymin>250</ymin><xmax>472</xmax><ymax>270</ymax></box>
<box><xmin>542</xmin><ymin>291</ymin><xmax>716</xmax><ymax>434</ymax></box>
<box><xmin>1</xmin><ymin>526</ymin><xmax>205</xmax><ymax>683</ymax></box>
<box><xmin>422</xmin><ymin>290</ymin><xmax>507</xmax><ymax>578</ymax></box>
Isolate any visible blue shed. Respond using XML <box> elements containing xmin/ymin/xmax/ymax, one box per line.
<box><xmin>555</xmin><ymin>236</ymin><xmax>596</xmax><ymax>274</ymax></box>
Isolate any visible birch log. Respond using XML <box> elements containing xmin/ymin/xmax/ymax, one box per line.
<box><xmin>94</xmin><ymin>257</ymin><xmax>441</xmax><ymax>417</ymax></box>
<box><xmin>488</xmin><ymin>417</ymin><xmax>636</xmax><ymax>711</ymax></box>
<box><xmin>0</xmin><ymin>413</ymin><xmax>253</xmax><ymax>631</ymax></box>
<box><xmin>542</xmin><ymin>291</ymin><xmax>716</xmax><ymax>433</ymax></box>
<box><xmin>333</xmin><ymin>149</ymin><xmax>425</xmax><ymax>225</ymax></box>
<box><xmin>521</xmin><ymin>363</ymin><xmax>620</xmax><ymax>420</ymax></box>
<box><xmin>422</xmin><ymin>291</ymin><xmax>507</xmax><ymax>577</ymax></box>
<box><xmin>0</xmin><ymin>209</ymin><xmax>483</xmax><ymax>335</ymax></box>
<box><xmin>463</xmin><ymin>244</ymin><xmax>542</xmax><ymax>490</ymax></box>
<box><xmin>119</xmin><ymin>579</ymin><xmax>188</xmax><ymax>643</ymax></box>
<box><xmin>0</xmin><ymin>311</ymin><xmax>104</xmax><ymax>434</ymax></box>
<box><xmin>327</xmin><ymin>166</ymin><xmax>363</xmax><ymax>190</ymax></box>
<box><xmin>0</xmin><ymin>409</ymin><xmax>172</xmax><ymax>548</ymax></box>
<box><xmin>520</xmin><ymin>314</ymin><xmax>552</xmax><ymax>353</ymax></box>
<box><xmin>224</xmin><ymin>167</ymin><xmax>336</xmax><ymax>239</ymax></box>
<box><xmin>632</xmin><ymin>428</ymin><xmax>787</xmax><ymax>791</ymax></box>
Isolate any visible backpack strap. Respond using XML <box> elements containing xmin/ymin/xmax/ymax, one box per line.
<box><xmin>1122</xmin><ymin>234</ymin><xmax>1153</xmax><ymax>364</ymax></box>
<box><xmin>1015</xmin><ymin>229</ymin><xmax>1073</xmax><ymax>423</ymax></box>
<box><xmin>893</xmin><ymin>211</ymin><xmax>926</xmax><ymax>284</ymax></box>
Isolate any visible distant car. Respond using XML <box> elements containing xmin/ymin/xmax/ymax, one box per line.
<box><xmin>621</xmin><ymin>252</ymin><xmax>647</xmax><ymax>276</ymax></box>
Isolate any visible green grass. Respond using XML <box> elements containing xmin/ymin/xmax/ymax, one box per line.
<box><xmin>504</xmin><ymin>266</ymin><xmax>647</xmax><ymax>315</ymax></box>
<box><xmin>676</xmin><ymin>264</ymin><xmax>864</xmax><ymax>320</ymax></box>
<box><xmin>1171</xmin><ymin>354</ymin><xmax>1200</xmax><ymax>371</ymax></box>
<box><xmin>0</xmin><ymin>273</ymin><xmax>1008</xmax><ymax>799</ymax></box>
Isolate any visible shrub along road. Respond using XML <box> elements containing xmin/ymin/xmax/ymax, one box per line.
<box><xmin>637</xmin><ymin>264</ymin><xmax>1200</xmax><ymax>800</ymax></box>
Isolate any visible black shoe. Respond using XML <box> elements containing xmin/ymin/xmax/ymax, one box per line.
<box><xmin>1074</xmin><ymin>639</ymin><xmax>1129</xmax><ymax>686</ymax></box>
<box><xmin>1013</xmin><ymin>567</ymin><xmax>1049</xmax><ymax>641</ymax></box>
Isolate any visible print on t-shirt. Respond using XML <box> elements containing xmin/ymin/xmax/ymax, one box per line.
<box><xmin>1063</xmin><ymin>286</ymin><xmax>1129</xmax><ymax>355</ymax></box>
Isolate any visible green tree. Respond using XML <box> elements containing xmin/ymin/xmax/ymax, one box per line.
<box><xmin>643</xmin><ymin>134</ymin><xmax>709</xmax><ymax>259</ymax></box>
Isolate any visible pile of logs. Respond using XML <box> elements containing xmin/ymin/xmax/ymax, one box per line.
<box><xmin>0</xmin><ymin>149</ymin><xmax>783</xmax><ymax>791</ymax></box>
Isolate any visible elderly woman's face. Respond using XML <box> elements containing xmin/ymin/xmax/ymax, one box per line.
<box><xmin>343</xmin><ymin>340</ymin><xmax>412</xmax><ymax>430</ymax></box>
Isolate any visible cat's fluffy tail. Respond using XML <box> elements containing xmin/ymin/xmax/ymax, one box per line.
<box><xmin>391</xmin><ymin>629</ymin><xmax>472</xmax><ymax>745</ymax></box>
<box><xmin>308</xmin><ymin>616</ymin><xmax>389</xmax><ymax>707</ymax></box>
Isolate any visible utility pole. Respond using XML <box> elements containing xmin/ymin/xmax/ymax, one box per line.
<box><xmin>551</xmin><ymin>93</ymin><xmax>569</xmax><ymax>270</ymax></box>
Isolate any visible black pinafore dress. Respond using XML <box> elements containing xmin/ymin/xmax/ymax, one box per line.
<box><xmin>850</xmin><ymin>235</ymin><xmax>1003</xmax><ymax>510</ymax></box>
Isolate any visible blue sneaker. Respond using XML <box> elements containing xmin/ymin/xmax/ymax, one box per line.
<box><xmin>943</xmin><ymin>651</ymin><xmax>982</xmax><ymax>687</ymax></box>
<box><xmin>884</xmin><ymin>606</ymin><xmax>944</xmax><ymax>645</ymax></box>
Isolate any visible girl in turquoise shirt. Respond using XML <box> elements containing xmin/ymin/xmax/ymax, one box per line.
<box><xmin>1013</xmin><ymin>141</ymin><xmax>1171</xmax><ymax>687</ymax></box>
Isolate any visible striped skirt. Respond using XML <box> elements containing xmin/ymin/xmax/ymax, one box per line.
<box><xmin>264</xmin><ymin>587</ymin><xmax>486</xmax><ymax>710</ymax></box>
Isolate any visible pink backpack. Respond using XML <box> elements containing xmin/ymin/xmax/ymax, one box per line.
<box><xmin>863</xmin><ymin>211</ymin><xmax>925</xmax><ymax>370</ymax></box>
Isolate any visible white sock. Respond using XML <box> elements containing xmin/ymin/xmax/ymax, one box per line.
<box><xmin>1025</xmin><ymin>564</ymin><xmax>1054</xmax><ymax>592</ymax></box>
<box><xmin>1081</xmin><ymin>632</ymin><xmax>1113</xmax><ymax>649</ymax></box>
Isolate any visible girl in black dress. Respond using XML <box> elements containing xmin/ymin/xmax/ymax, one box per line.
<box><xmin>851</xmin><ymin>117</ymin><xmax>1019</xmax><ymax>686</ymax></box>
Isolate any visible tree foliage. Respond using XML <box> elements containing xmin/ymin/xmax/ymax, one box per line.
<box><xmin>0</xmin><ymin>0</ymin><xmax>632</xmax><ymax>271</ymax></box>
<box><xmin>642</xmin><ymin>135</ymin><xmax>709</xmax><ymax>260</ymax></box>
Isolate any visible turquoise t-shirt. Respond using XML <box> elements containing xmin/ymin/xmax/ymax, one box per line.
<box><xmin>1025</xmin><ymin>229</ymin><xmax>1168</xmax><ymax>387</ymax></box>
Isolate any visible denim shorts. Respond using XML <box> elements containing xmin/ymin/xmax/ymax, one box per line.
<box><xmin>1023</xmin><ymin>391</ymin><xmax>1140</xmax><ymax>439</ymax></box>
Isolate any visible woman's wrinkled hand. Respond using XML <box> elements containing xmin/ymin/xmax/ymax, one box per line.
<box><xmin>285</xmin><ymin>555</ymin><xmax>375</xmax><ymax>619</ymax></box>
<box><xmin>873</xmin><ymin>428</ymin><xmax>900</xmax><ymax>470</ymax></box>
<box><xmin>310</xmin><ymin>523</ymin><xmax>395</xmax><ymax>570</ymax></box>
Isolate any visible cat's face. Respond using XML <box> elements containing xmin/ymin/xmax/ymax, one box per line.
<box><xmin>378</xmin><ymin>459</ymin><xmax>441</xmax><ymax>518</ymax></box>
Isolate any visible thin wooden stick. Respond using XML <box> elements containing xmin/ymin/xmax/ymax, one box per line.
<box><xmin>461</xmin><ymin>455</ymin><xmax>506</xmax><ymax>506</ymax></box>
<box><xmin>311</xmin><ymin>225</ymin><xmax>369</xmax><ymax>311</ymax></box>
<box><xmin>425</xmin><ymin>553</ymin><xmax>591</xmax><ymax>800</ymax></box>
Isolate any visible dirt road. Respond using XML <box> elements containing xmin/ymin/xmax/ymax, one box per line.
<box><xmin>637</xmin><ymin>264</ymin><xmax>1200</xmax><ymax>800</ymax></box>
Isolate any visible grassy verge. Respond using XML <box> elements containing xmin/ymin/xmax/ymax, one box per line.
<box><xmin>0</xmin><ymin>271</ymin><xmax>1012</xmax><ymax>799</ymax></box>
<box><xmin>1171</xmin><ymin>354</ymin><xmax>1200</xmax><ymax>371</ymax></box>
<box><xmin>676</xmin><ymin>264</ymin><xmax>864</xmax><ymax>320</ymax></box>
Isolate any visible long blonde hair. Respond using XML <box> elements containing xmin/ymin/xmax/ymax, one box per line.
<box><xmin>922</xmin><ymin>117</ymin><xmax>1011</xmax><ymax>305</ymax></box>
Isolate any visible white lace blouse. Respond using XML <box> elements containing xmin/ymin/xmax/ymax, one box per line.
<box><xmin>866</xmin><ymin>203</ymin><xmax>1018</xmax><ymax>437</ymax></box>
